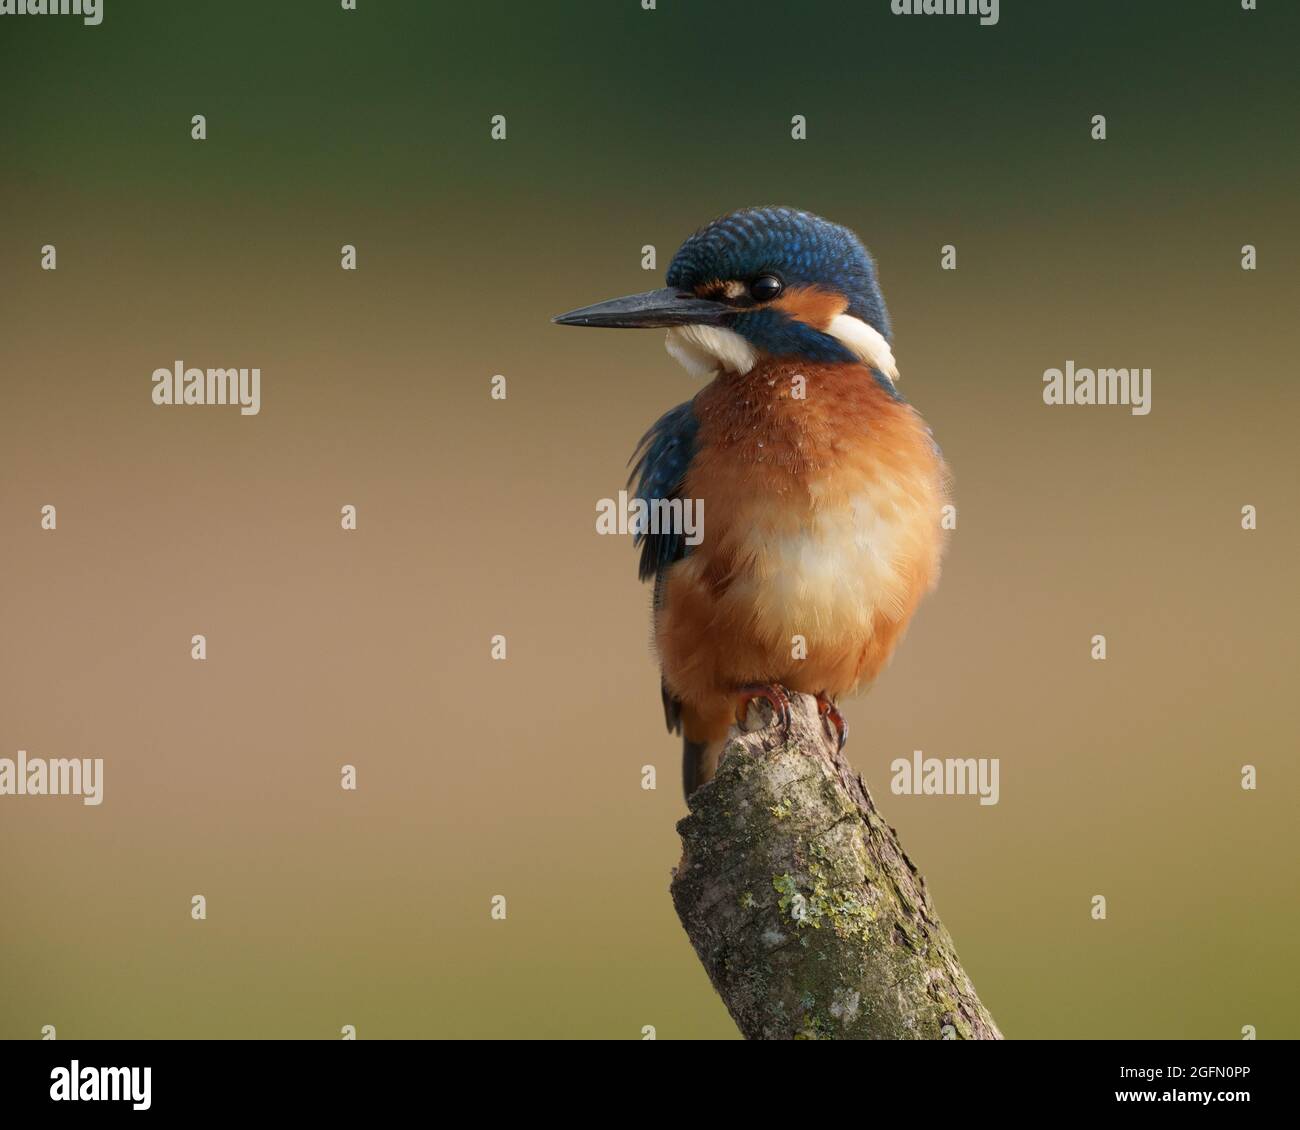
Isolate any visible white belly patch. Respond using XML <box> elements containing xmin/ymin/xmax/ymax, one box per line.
<box><xmin>723</xmin><ymin>480</ymin><xmax>915</xmax><ymax>643</ymax></box>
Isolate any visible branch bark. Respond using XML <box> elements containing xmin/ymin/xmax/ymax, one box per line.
<box><xmin>670</xmin><ymin>691</ymin><xmax>1001</xmax><ymax>1040</ymax></box>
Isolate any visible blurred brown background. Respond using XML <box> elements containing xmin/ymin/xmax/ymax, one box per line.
<box><xmin>1</xmin><ymin>0</ymin><xmax>1296</xmax><ymax>1038</ymax></box>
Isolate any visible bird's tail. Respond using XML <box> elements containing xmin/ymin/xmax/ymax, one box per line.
<box><xmin>682</xmin><ymin>737</ymin><xmax>727</xmax><ymax>800</ymax></box>
<box><xmin>682</xmin><ymin>738</ymin><xmax>705</xmax><ymax>800</ymax></box>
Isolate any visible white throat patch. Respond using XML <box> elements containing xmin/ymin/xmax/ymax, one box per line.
<box><xmin>826</xmin><ymin>314</ymin><xmax>899</xmax><ymax>384</ymax></box>
<box><xmin>665</xmin><ymin>325</ymin><xmax>758</xmax><ymax>378</ymax></box>
<box><xmin>664</xmin><ymin>314</ymin><xmax>898</xmax><ymax>384</ymax></box>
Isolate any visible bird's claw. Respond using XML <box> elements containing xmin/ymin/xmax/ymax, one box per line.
<box><xmin>735</xmin><ymin>683</ymin><xmax>793</xmax><ymax>735</ymax></box>
<box><xmin>816</xmin><ymin>691</ymin><xmax>849</xmax><ymax>751</ymax></box>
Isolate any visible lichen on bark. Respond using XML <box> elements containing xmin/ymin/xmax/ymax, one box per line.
<box><xmin>670</xmin><ymin>692</ymin><xmax>1001</xmax><ymax>1040</ymax></box>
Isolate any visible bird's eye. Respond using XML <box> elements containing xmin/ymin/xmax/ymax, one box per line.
<box><xmin>749</xmin><ymin>275</ymin><xmax>783</xmax><ymax>302</ymax></box>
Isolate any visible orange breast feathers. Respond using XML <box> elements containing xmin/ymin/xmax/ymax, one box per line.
<box><xmin>656</xmin><ymin>358</ymin><xmax>950</xmax><ymax>744</ymax></box>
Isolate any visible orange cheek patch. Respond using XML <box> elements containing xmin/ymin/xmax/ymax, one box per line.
<box><xmin>771</xmin><ymin>285</ymin><xmax>848</xmax><ymax>330</ymax></box>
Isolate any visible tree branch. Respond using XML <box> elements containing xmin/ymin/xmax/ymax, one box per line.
<box><xmin>670</xmin><ymin>691</ymin><xmax>1001</xmax><ymax>1040</ymax></box>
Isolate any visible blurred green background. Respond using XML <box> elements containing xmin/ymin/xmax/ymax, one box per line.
<box><xmin>1</xmin><ymin>0</ymin><xmax>1296</xmax><ymax>1039</ymax></box>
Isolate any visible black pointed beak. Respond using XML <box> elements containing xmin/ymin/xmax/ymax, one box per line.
<box><xmin>552</xmin><ymin>287</ymin><xmax>731</xmax><ymax>329</ymax></box>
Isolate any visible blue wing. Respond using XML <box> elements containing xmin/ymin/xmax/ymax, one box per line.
<box><xmin>628</xmin><ymin>400</ymin><xmax>700</xmax><ymax>740</ymax></box>
<box><xmin>627</xmin><ymin>399</ymin><xmax>699</xmax><ymax>583</ymax></box>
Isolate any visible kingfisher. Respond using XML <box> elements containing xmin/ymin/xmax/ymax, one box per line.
<box><xmin>555</xmin><ymin>207</ymin><xmax>950</xmax><ymax>799</ymax></box>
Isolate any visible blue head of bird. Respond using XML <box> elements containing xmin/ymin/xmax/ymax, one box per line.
<box><xmin>553</xmin><ymin>206</ymin><xmax>898</xmax><ymax>387</ymax></box>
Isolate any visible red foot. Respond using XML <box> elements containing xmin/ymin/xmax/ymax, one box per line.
<box><xmin>735</xmin><ymin>684</ymin><xmax>792</xmax><ymax>734</ymax></box>
<box><xmin>816</xmin><ymin>691</ymin><xmax>849</xmax><ymax>751</ymax></box>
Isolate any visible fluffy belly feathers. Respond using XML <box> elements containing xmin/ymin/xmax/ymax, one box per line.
<box><xmin>656</xmin><ymin>360</ymin><xmax>947</xmax><ymax>730</ymax></box>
